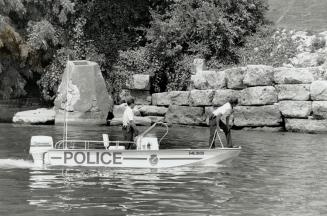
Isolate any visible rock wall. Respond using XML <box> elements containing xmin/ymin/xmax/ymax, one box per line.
<box><xmin>130</xmin><ymin>61</ymin><xmax>327</xmax><ymax>133</ymax></box>
<box><xmin>122</xmin><ymin>74</ymin><xmax>152</xmax><ymax>105</ymax></box>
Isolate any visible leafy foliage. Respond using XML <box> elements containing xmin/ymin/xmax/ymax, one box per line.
<box><xmin>116</xmin><ymin>0</ymin><xmax>268</xmax><ymax>92</ymax></box>
<box><xmin>311</xmin><ymin>36</ymin><xmax>326</xmax><ymax>52</ymax></box>
<box><xmin>0</xmin><ymin>0</ymin><xmax>25</xmax><ymax>16</ymax></box>
<box><xmin>0</xmin><ymin>0</ymin><xmax>76</xmax><ymax>99</ymax></box>
<box><xmin>0</xmin><ymin>15</ymin><xmax>30</xmax><ymax>98</ymax></box>
<box><xmin>111</xmin><ymin>47</ymin><xmax>161</xmax><ymax>101</ymax></box>
<box><xmin>0</xmin><ymin>0</ymin><xmax>269</xmax><ymax>102</ymax></box>
<box><xmin>237</xmin><ymin>26</ymin><xmax>298</xmax><ymax>67</ymax></box>
<box><xmin>27</xmin><ymin>20</ymin><xmax>58</xmax><ymax>51</ymax></box>
<box><xmin>38</xmin><ymin>17</ymin><xmax>105</xmax><ymax>102</ymax></box>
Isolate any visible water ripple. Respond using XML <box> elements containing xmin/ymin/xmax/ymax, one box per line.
<box><xmin>0</xmin><ymin>124</ymin><xmax>327</xmax><ymax>215</ymax></box>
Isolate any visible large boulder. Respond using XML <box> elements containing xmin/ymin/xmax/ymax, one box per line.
<box><xmin>165</xmin><ymin>105</ymin><xmax>205</xmax><ymax>125</ymax></box>
<box><xmin>191</xmin><ymin>58</ymin><xmax>206</xmax><ymax>74</ymax></box>
<box><xmin>126</xmin><ymin>74</ymin><xmax>150</xmax><ymax>90</ymax></box>
<box><xmin>278</xmin><ymin>101</ymin><xmax>312</xmax><ymax>118</ymax></box>
<box><xmin>310</xmin><ymin>80</ymin><xmax>327</xmax><ymax>100</ymax></box>
<box><xmin>239</xmin><ymin>86</ymin><xmax>278</xmax><ymax>106</ymax></box>
<box><xmin>291</xmin><ymin>31</ymin><xmax>315</xmax><ymax>52</ymax></box>
<box><xmin>120</xmin><ymin>89</ymin><xmax>151</xmax><ymax>105</ymax></box>
<box><xmin>290</xmin><ymin>52</ymin><xmax>326</xmax><ymax>67</ymax></box>
<box><xmin>147</xmin><ymin>116</ymin><xmax>165</xmax><ymax>124</ymax></box>
<box><xmin>0</xmin><ymin>99</ymin><xmax>41</xmax><ymax>123</ymax></box>
<box><xmin>110</xmin><ymin>116</ymin><xmax>152</xmax><ymax>126</ymax></box>
<box><xmin>136</xmin><ymin>105</ymin><xmax>168</xmax><ymax>116</ymax></box>
<box><xmin>242</xmin><ymin>126</ymin><xmax>283</xmax><ymax>132</ymax></box>
<box><xmin>189</xmin><ymin>90</ymin><xmax>214</xmax><ymax>106</ymax></box>
<box><xmin>54</xmin><ymin>61</ymin><xmax>113</xmax><ymax>125</ymax></box>
<box><xmin>130</xmin><ymin>90</ymin><xmax>151</xmax><ymax>105</ymax></box>
<box><xmin>152</xmin><ymin>91</ymin><xmax>189</xmax><ymax>106</ymax></box>
<box><xmin>285</xmin><ymin>119</ymin><xmax>327</xmax><ymax>133</ymax></box>
<box><xmin>130</xmin><ymin>116</ymin><xmax>152</xmax><ymax>126</ymax></box>
<box><xmin>274</xmin><ymin>67</ymin><xmax>314</xmax><ymax>84</ymax></box>
<box><xmin>275</xmin><ymin>84</ymin><xmax>310</xmax><ymax>101</ymax></box>
<box><xmin>191</xmin><ymin>70</ymin><xmax>226</xmax><ymax>90</ymax></box>
<box><xmin>312</xmin><ymin>66</ymin><xmax>327</xmax><ymax>80</ymax></box>
<box><xmin>312</xmin><ymin>101</ymin><xmax>327</xmax><ymax>119</ymax></box>
<box><xmin>225</xmin><ymin>67</ymin><xmax>246</xmax><ymax>89</ymax></box>
<box><xmin>234</xmin><ymin>105</ymin><xmax>282</xmax><ymax>127</ymax></box>
<box><xmin>13</xmin><ymin>108</ymin><xmax>55</xmax><ymax>124</ymax></box>
<box><xmin>212</xmin><ymin>89</ymin><xmax>240</xmax><ymax>106</ymax></box>
<box><xmin>243</xmin><ymin>65</ymin><xmax>274</xmax><ymax>86</ymax></box>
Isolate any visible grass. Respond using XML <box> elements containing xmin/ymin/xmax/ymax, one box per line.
<box><xmin>267</xmin><ymin>0</ymin><xmax>327</xmax><ymax>32</ymax></box>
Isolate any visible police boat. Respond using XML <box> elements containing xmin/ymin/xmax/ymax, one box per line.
<box><xmin>29</xmin><ymin>122</ymin><xmax>241</xmax><ymax>168</ymax></box>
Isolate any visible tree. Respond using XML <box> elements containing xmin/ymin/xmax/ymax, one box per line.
<box><xmin>0</xmin><ymin>0</ymin><xmax>75</xmax><ymax>99</ymax></box>
<box><xmin>0</xmin><ymin>0</ymin><xmax>156</xmax><ymax>102</ymax></box>
<box><xmin>0</xmin><ymin>0</ymin><xmax>269</xmax><ymax>102</ymax></box>
<box><xmin>116</xmin><ymin>0</ymin><xmax>268</xmax><ymax>92</ymax></box>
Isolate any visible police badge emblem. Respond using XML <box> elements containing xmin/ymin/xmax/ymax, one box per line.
<box><xmin>149</xmin><ymin>154</ymin><xmax>159</xmax><ymax>166</ymax></box>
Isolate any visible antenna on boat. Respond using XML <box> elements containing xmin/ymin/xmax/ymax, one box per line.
<box><xmin>63</xmin><ymin>55</ymin><xmax>70</xmax><ymax>149</ymax></box>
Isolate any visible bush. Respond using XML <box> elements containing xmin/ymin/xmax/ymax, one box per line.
<box><xmin>0</xmin><ymin>0</ymin><xmax>155</xmax><ymax>101</ymax></box>
<box><xmin>110</xmin><ymin>47</ymin><xmax>157</xmax><ymax>102</ymax></box>
<box><xmin>311</xmin><ymin>36</ymin><xmax>326</xmax><ymax>52</ymax></box>
<box><xmin>116</xmin><ymin>0</ymin><xmax>268</xmax><ymax>92</ymax></box>
<box><xmin>38</xmin><ymin>16</ymin><xmax>107</xmax><ymax>100</ymax></box>
<box><xmin>237</xmin><ymin>26</ymin><xmax>298</xmax><ymax>67</ymax></box>
<box><xmin>316</xmin><ymin>55</ymin><xmax>326</xmax><ymax>66</ymax></box>
<box><xmin>1</xmin><ymin>0</ymin><xmax>269</xmax><ymax>101</ymax></box>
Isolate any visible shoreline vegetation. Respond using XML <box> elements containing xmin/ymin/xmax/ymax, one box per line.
<box><xmin>1</xmin><ymin>0</ymin><xmax>327</xmax><ymax>133</ymax></box>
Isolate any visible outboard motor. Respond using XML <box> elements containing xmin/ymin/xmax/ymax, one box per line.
<box><xmin>30</xmin><ymin>136</ymin><xmax>53</xmax><ymax>167</ymax></box>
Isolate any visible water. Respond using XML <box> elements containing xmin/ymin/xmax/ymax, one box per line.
<box><xmin>0</xmin><ymin>123</ymin><xmax>326</xmax><ymax>216</ymax></box>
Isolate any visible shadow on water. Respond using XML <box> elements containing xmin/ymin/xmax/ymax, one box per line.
<box><xmin>0</xmin><ymin>123</ymin><xmax>327</xmax><ymax>215</ymax></box>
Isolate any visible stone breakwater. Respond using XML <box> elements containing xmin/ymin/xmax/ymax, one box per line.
<box><xmin>11</xmin><ymin>62</ymin><xmax>327</xmax><ymax>133</ymax></box>
<box><xmin>121</xmin><ymin>64</ymin><xmax>327</xmax><ymax>133</ymax></box>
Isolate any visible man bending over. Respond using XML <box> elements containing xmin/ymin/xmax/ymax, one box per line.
<box><xmin>209</xmin><ymin>98</ymin><xmax>238</xmax><ymax>148</ymax></box>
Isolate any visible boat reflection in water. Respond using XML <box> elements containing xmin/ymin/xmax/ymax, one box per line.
<box><xmin>27</xmin><ymin>165</ymin><xmax>233</xmax><ymax>213</ymax></box>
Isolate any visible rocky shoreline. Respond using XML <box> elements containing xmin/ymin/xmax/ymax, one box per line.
<box><xmin>115</xmin><ymin>63</ymin><xmax>327</xmax><ymax>133</ymax></box>
<box><xmin>8</xmin><ymin>59</ymin><xmax>327</xmax><ymax>133</ymax></box>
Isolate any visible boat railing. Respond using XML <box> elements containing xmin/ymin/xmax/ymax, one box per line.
<box><xmin>54</xmin><ymin>122</ymin><xmax>168</xmax><ymax>150</ymax></box>
<box><xmin>139</xmin><ymin>122</ymin><xmax>169</xmax><ymax>144</ymax></box>
<box><xmin>54</xmin><ymin>140</ymin><xmax>134</xmax><ymax>150</ymax></box>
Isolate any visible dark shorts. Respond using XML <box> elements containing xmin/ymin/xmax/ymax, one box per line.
<box><xmin>122</xmin><ymin>126</ymin><xmax>135</xmax><ymax>149</ymax></box>
<box><xmin>209</xmin><ymin>115</ymin><xmax>232</xmax><ymax>148</ymax></box>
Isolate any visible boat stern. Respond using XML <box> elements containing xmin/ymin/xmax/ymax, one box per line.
<box><xmin>29</xmin><ymin>136</ymin><xmax>53</xmax><ymax>167</ymax></box>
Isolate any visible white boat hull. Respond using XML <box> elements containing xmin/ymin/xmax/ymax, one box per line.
<box><xmin>43</xmin><ymin>148</ymin><xmax>241</xmax><ymax>168</ymax></box>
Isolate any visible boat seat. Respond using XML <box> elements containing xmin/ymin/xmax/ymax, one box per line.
<box><xmin>103</xmin><ymin>134</ymin><xmax>109</xmax><ymax>150</ymax></box>
<box><xmin>108</xmin><ymin>146</ymin><xmax>125</xmax><ymax>150</ymax></box>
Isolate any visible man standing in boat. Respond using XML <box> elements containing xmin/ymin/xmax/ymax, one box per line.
<box><xmin>122</xmin><ymin>97</ymin><xmax>139</xmax><ymax>149</ymax></box>
<box><xmin>209</xmin><ymin>98</ymin><xmax>238</xmax><ymax>148</ymax></box>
